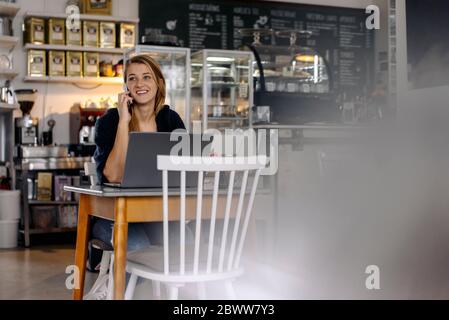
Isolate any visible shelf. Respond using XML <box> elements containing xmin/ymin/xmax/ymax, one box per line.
<box><xmin>28</xmin><ymin>200</ymin><xmax>78</xmax><ymax>205</ymax></box>
<box><xmin>24</xmin><ymin>76</ymin><xmax>123</xmax><ymax>85</ymax></box>
<box><xmin>0</xmin><ymin>68</ymin><xmax>18</xmax><ymax>79</ymax></box>
<box><xmin>24</xmin><ymin>43</ymin><xmax>128</xmax><ymax>54</ymax></box>
<box><xmin>17</xmin><ymin>156</ymin><xmax>91</xmax><ymax>171</ymax></box>
<box><xmin>192</xmin><ymin>82</ymin><xmax>240</xmax><ymax>89</ymax></box>
<box><xmin>24</xmin><ymin>11</ymin><xmax>139</xmax><ymax>24</ymax></box>
<box><xmin>255</xmin><ymin>91</ymin><xmax>334</xmax><ymax>99</ymax></box>
<box><xmin>0</xmin><ymin>2</ymin><xmax>20</xmax><ymax>17</ymax></box>
<box><xmin>20</xmin><ymin>227</ymin><xmax>77</xmax><ymax>235</ymax></box>
<box><xmin>208</xmin><ymin>116</ymin><xmax>248</xmax><ymax>122</ymax></box>
<box><xmin>0</xmin><ymin>35</ymin><xmax>19</xmax><ymax>49</ymax></box>
<box><xmin>0</xmin><ymin>102</ymin><xmax>19</xmax><ymax>113</ymax></box>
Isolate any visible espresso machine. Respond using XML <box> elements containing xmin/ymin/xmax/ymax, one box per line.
<box><xmin>14</xmin><ymin>89</ymin><xmax>39</xmax><ymax>145</ymax></box>
<box><xmin>69</xmin><ymin>103</ymin><xmax>106</xmax><ymax>145</ymax></box>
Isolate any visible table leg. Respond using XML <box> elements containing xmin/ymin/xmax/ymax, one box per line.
<box><xmin>22</xmin><ymin>169</ymin><xmax>31</xmax><ymax>247</ymax></box>
<box><xmin>113</xmin><ymin>197</ymin><xmax>128</xmax><ymax>300</ymax></box>
<box><xmin>73</xmin><ymin>194</ymin><xmax>91</xmax><ymax>300</ymax></box>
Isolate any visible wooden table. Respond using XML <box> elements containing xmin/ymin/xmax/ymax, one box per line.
<box><xmin>64</xmin><ymin>185</ymin><xmax>249</xmax><ymax>300</ymax></box>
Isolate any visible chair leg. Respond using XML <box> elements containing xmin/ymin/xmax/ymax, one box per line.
<box><xmin>98</xmin><ymin>251</ymin><xmax>111</xmax><ymax>276</ymax></box>
<box><xmin>125</xmin><ymin>273</ymin><xmax>138</xmax><ymax>300</ymax></box>
<box><xmin>197</xmin><ymin>282</ymin><xmax>206</xmax><ymax>300</ymax></box>
<box><xmin>83</xmin><ymin>251</ymin><xmax>112</xmax><ymax>300</ymax></box>
<box><xmin>167</xmin><ymin>284</ymin><xmax>180</xmax><ymax>300</ymax></box>
<box><xmin>152</xmin><ymin>281</ymin><xmax>161</xmax><ymax>299</ymax></box>
<box><xmin>224</xmin><ymin>280</ymin><xmax>236</xmax><ymax>299</ymax></box>
<box><xmin>106</xmin><ymin>254</ymin><xmax>114</xmax><ymax>300</ymax></box>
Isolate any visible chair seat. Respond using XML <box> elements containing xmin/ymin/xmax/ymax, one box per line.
<box><xmin>127</xmin><ymin>243</ymin><xmax>222</xmax><ymax>274</ymax></box>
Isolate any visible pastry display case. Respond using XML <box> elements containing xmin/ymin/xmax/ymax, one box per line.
<box><xmin>190</xmin><ymin>49</ymin><xmax>253</xmax><ymax>130</ymax></box>
<box><xmin>240</xmin><ymin>29</ymin><xmax>340</xmax><ymax>125</ymax></box>
<box><xmin>123</xmin><ymin>45</ymin><xmax>191</xmax><ymax>130</ymax></box>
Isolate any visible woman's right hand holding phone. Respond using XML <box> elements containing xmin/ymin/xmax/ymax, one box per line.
<box><xmin>118</xmin><ymin>91</ymin><xmax>133</xmax><ymax>124</ymax></box>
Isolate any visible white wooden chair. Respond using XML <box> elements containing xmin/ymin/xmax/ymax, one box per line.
<box><xmin>124</xmin><ymin>155</ymin><xmax>266</xmax><ymax>300</ymax></box>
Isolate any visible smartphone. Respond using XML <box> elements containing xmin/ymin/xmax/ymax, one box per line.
<box><xmin>123</xmin><ymin>84</ymin><xmax>133</xmax><ymax>114</ymax></box>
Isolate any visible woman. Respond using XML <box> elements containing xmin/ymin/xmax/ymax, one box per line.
<box><xmin>92</xmin><ymin>54</ymin><xmax>186</xmax><ymax>251</ymax></box>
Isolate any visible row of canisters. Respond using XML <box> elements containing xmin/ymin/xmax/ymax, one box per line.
<box><xmin>24</xmin><ymin>17</ymin><xmax>136</xmax><ymax>48</ymax></box>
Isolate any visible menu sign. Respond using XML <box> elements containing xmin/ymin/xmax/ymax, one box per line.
<box><xmin>139</xmin><ymin>0</ymin><xmax>374</xmax><ymax>94</ymax></box>
<box><xmin>188</xmin><ymin>3</ymin><xmax>229</xmax><ymax>49</ymax></box>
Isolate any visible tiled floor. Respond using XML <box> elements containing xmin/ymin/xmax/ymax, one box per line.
<box><xmin>3</xmin><ymin>243</ymin><xmax>449</xmax><ymax>299</ymax></box>
<box><xmin>0</xmin><ymin>245</ymin><xmax>290</xmax><ymax>300</ymax></box>
<box><xmin>0</xmin><ymin>245</ymin><xmax>78</xmax><ymax>300</ymax></box>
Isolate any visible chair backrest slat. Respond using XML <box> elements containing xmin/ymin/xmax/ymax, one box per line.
<box><xmin>157</xmin><ymin>155</ymin><xmax>266</xmax><ymax>276</ymax></box>
<box><xmin>218</xmin><ymin>170</ymin><xmax>235</xmax><ymax>272</ymax></box>
<box><xmin>193</xmin><ymin>171</ymin><xmax>204</xmax><ymax>274</ymax></box>
<box><xmin>206</xmin><ymin>171</ymin><xmax>220</xmax><ymax>274</ymax></box>
<box><xmin>227</xmin><ymin>170</ymin><xmax>249</xmax><ymax>271</ymax></box>
<box><xmin>180</xmin><ymin>170</ymin><xmax>186</xmax><ymax>275</ymax></box>
<box><xmin>162</xmin><ymin>170</ymin><xmax>169</xmax><ymax>275</ymax></box>
<box><xmin>234</xmin><ymin>169</ymin><xmax>262</xmax><ymax>268</ymax></box>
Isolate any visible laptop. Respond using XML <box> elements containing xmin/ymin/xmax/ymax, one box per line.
<box><xmin>104</xmin><ymin>132</ymin><xmax>213</xmax><ymax>188</ymax></box>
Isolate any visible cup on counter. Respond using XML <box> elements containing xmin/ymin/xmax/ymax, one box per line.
<box><xmin>342</xmin><ymin>102</ymin><xmax>355</xmax><ymax>123</ymax></box>
<box><xmin>265</xmin><ymin>81</ymin><xmax>276</xmax><ymax>92</ymax></box>
<box><xmin>213</xmin><ymin>105</ymin><xmax>223</xmax><ymax>117</ymax></box>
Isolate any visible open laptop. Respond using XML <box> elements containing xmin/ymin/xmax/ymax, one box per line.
<box><xmin>104</xmin><ymin>132</ymin><xmax>213</xmax><ymax>188</ymax></box>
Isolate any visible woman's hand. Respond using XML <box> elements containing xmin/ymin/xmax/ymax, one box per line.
<box><xmin>104</xmin><ymin>92</ymin><xmax>132</xmax><ymax>182</ymax></box>
<box><xmin>117</xmin><ymin>91</ymin><xmax>133</xmax><ymax>124</ymax></box>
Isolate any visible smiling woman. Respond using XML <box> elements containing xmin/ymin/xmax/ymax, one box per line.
<box><xmin>96</xmin><ymin>54</ymin><xmax>185</xmax><ymax>185</ymax></box>
<box><xmin>125</xmin><ymin>55</ymin><xmax>167</xmax><ymax>133</ymax></box>
<box><xmin>91</xmin><ymin>53</ymin><xmax>187</xmax><ymax>253</ymax></box>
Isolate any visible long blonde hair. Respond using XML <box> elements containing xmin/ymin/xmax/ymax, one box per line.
<box><xmin>124</xmin><ymin>54</ymin><xmax>166</xmax><ymax>132</ymax></box>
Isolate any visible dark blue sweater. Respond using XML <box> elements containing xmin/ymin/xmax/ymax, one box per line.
<box><xmin>93</xmin><ymin>105</ymin><xmax>186</xmax><ymax>184</ymax></box>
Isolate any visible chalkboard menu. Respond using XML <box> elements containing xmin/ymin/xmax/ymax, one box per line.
<box><xmin>139</xmin><ymin>0</ymin><xmax>374</xmax><ymax>94</ymax></box>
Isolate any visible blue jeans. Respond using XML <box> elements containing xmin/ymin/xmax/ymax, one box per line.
<box><xmin>91</xmin><ymin>218</ymin><xmax>193</xmax><ymax>252</ymax></box>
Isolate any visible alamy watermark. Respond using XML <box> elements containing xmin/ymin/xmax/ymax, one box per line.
<box><xmin>65</xmin><ymin>265</ymin><xmax>80</xmax><ymax>290</ymax></box>
<box><xmin>167</xmin><ymin>124</ymin><xmax>279</xmax><ymax>175</ymax></box>
<box><xmin>366</xmin><ymin>5</ymin><xmax>380</xmax><ymax>30</ymax></box>
<box><xmin>66</xmin><ymin>5</ymin><xmax>80</xmax><ymax>30</ymax></box>
<box><xmin>365</xmin><ymin>265</ymin><xmax>380</xmax><ymax>290</ymax></box>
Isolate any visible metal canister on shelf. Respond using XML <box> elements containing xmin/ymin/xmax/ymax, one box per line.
<box><xmin>66</xmin><ymin>51</ymin><xmax>83</xmax><ymax>77</ymax></box>
<box><xmin>24</xmin><ymin>17</ymin><xmax>46</xmax><ymax>44</ymax></box>
<box><xmin>47</xmin><ymin>18</ymin><xmax>65</xmax><ymax>45</ymax></box>
<box><xmin>0</xmin><ymin>16</ymin><xmax>12</xmax><ymax>36</ymax></box>
<box><xmin>83</xmin><ymin>52</ymin><xmax>99</xmax><ymax>77</ymax></box>
<box><xmin>117</xmin><ymin>23</ymin><xmax>135</xmax><ymax>48</ymax></box>
<box><xmin>99</xmin><ymin>22</ymin><xmax>115</xmax><ymax>48</ymax></box>
<box><xmin>27</xmin><ymin>178</ymin><xmax>34</xmax><ymax>200</ymax></box>
<box><xmin>48</xmin><ymin>50</ymin><xmax>65</xmax><ymax>76</ymax></box>
<box><xmin>66</xmin><ymin>24</ymin><xmax>82</xmax><ymax>46</ymax></box>
<box><xmin>27</xmin><ymin>50</ymin><xmax>46</xmax><ymax>77</ymax></box>
<box><xmin>83</xmin><ymin>21</ymin><xmax>99</xmax><ymax>47</ymax></box>
<box><xmin>33</xmin><ymin>179</ymin><xmax>38</xmax><ymax>200</ymax></box>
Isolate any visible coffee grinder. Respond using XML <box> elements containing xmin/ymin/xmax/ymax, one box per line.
<box><xmin>69</xmin><ymin>103</ymin><xmax>106</xmax><ymax>145</ymax></box>
<box><xmin>14</xmin><ymin>89</ymin><xmax>39</xmax><ymax>145</ymax></box>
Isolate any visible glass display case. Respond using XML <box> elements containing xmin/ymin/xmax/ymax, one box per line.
<box><xmin>252</xmin><ymin>30</ymin><xmax>331</xmax><ymax>95</ymax></box>
<box><xmin>190</xmin><ymin>49</ymin><xmax>253</xmax><ymax>131</ymax></box>
<box><xmin>124</xmin><ymin>45</ymin><xmax>191</xmax><ymax>130</ymax></box>
<box><xmin>240</xmin><ymin>29</ymin><xmax>339</xmax><ymax>125</ymax></box>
